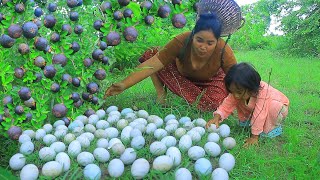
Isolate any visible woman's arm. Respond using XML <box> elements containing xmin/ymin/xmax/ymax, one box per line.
<box><xmin>104</xmin><ymin>55</ymin><xmax>164</xmax><ymax>97</ymax></box>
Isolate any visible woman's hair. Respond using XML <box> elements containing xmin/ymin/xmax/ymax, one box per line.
<box><xmin>193</xmin><ymin>13</ymin><xmax>222</xmax><ymax>39</ymax></box>
<box><xmin>224</xmin><ymin>62</ymin><xmax>261</xmax><ymax>95</ymax></box>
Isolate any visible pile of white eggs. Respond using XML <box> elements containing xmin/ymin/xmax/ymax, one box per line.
<box><xmin>9</xmin><ymin>105</ymin><xmax>237</xmax><ymax>180</ymax></box>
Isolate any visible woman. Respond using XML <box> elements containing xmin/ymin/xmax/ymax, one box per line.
<box><xmin>104</xmin><ymin>13</ymin><xmax>237</xmax><ymax>111</ymax></box>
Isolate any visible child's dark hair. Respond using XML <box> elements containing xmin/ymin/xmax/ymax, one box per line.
<box><xmin>225</xmin><ymin>62</ymin><xmax>261</xmax><ymax>95</ymax></box>
<box><xmin>178</xmin><ymin>13</ymin><xmax>222</xmax><ymax>61</ymax></box>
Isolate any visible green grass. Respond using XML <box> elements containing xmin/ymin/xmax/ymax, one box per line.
<box><xmin>1</xmin><ymin>50</ymin><xmax>319</xmax><ymax>179</ymax></box>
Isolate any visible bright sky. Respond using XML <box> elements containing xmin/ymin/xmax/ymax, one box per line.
<box><xmin>234</xmin><ymin>0</ymin><xmax>260</xmax><ymax>6</ymax></box>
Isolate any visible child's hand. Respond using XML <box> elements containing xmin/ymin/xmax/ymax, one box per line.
<box><xmin>205</xmin><ymin>117</ymin><xmax>220</xmax><ymax>129</ymax></box>
<box><xmin>243</xmin><ymin>135</ymin><xmax>259</xmax><ymax>148</ymax></box>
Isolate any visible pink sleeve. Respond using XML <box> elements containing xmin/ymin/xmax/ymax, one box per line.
<box><xmin>250</xmin><ymin>86</ymin><xmax>269</xmax><ymax>135</ymax></box>
<box><xmin>213</xmin><ymin>94</ymin><xmax>238</xmax><ymax>120</ymax></box>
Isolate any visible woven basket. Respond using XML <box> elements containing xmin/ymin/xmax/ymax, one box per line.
<box><xmin>197</xmin><ymin>0</ymin><xmax>245</xmax><ymax>36</ymax></box>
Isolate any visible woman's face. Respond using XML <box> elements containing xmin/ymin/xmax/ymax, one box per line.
<box><xmin>192</xmin><ymin>30</ymin><xmax>218</xmax><ymax>58</ymax></box>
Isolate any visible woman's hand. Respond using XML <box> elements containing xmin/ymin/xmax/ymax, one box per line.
<box><xmin>104</xmin><ymin>82</ymin><xmax>126</xmax><ymax>98</ymax></box>
<box><xmin>205</xmin><ymin>116</ymin><xmax>220</xmax><ymax>129</ymax></box>
<box><xmin>243</xmin><ymin>135</ymin><xmax>259</xmax><ymax>148</ymax></box>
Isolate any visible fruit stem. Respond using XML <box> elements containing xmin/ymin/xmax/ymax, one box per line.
<box><xmin>133</xmin><ymin>21</ymin><xmax>140</xmax><ymax>27</ymax></box>
<box><xmin>181</xmin><ymin>9</ymin><xmax>189</xmax><ymax>14</ymax></box>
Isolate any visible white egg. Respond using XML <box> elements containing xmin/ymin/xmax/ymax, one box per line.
<box><xmin>120</xmin><ymin>148</ymin><xmax>137</xmax><ymax>165</ymax></box>
<box><xmin>211</xmin><ymin>168</ymin><xmax>229</xmax><ymax>180</ymax></box>
<box><xmin>20</xmin><ymin>164</ymin><xmax>39</xmax><ymax>180</ymax></box>
<box><xmin>93</xmin><ymin>148</ymin><xmax>110</xmax><ymax>163</ymax></box>
<box><xmin>39</xmin><ymin>147</ymin><xmax>56</xmax><ymax>162</ymax></box>
<box><xmin>35</xmin><ymin>129</ymin><xmax>46</xmax><ymax>140</ymax></box>
<box><xmin>219</xmin><ymin>153</ymin><xmax>235</xmax><ymax>172</ymax></box>
<box><xmin>131</xmin><ymin>158</ymin><xmax>150</xmax><ymax>179</ymax></box>
<box><xmin>96</xmin><ymin>109</ymin><xmax>106</xmax><ymax>119</ymax></box>
<box><xmin>147</xmin><ymin>115</ymin><xmax>161</xmax><ymax>123</ymax></box>
<box><xmin>131</xmin><ymin>136</ymin><xmax>145</xmax><ymax>150</ymax></box>
<box><xmin>20</xmin><ymin>141</ymin><xmax>34</xmax><ymax>155</ymax></box>
<box><xmin>188</xmin><ymin>146</ymin><xmax>205</xmax><ymax>161</ymax></box>
<box><xmin>9</xmin><ymin>153</ymin><xmax>26</xmax><ymax>170</ymax></box>
<box><xmin>77</xmin><ymin>152</ymin><xmax>94</xmax><ymax>166</ymax></box>
<box><xmin>222</xmin><ymin>137</ymin><xmax>237</xmax><ymax>149</ymax></box>
<box><xmin>137</xmin><ymin>110</ymin><xmax>149</xmax><ymax>119</ymax></box>
<box><xmin>107</xmin><ymin>115</ymin><xmax>120</xmax><ymax>124</ymax></box>
<box><xmin>55</xmin><ymin>152</ymin><xmax>70</xmax><ymax>172</ymax></box>
<box><xmin>93</xmin><ymin>129</ymin><xmax>106</xmax><ymax>139</ymax></box>
<box><xmin>175</xmin><ymin>128</ymin><xmax>187</xmax><ymax>139</ymax></box>
<box><xmin>183</xmin><ymin>121</ymin><xmax>194</xmax><ymax>130</ymax></box>
<box><xmin>152</xmin><ymin>155</ymin><xmax>173</xmax><ymax>172</ymax></box>
<box><xmin>191</xmin><ymin>127</ymin><xmax>206</xmax><ymax>136</ymax></box>
<box><xmin>204</xmin><ymin>142</ymin><xmax>221</xmax><ymax>157</ymax></box>
<box><xmin>55</xmin><ymin>125</ymin><xmax>68</xmax><ymax>131</ymax></box>
<box><xmin>76</xmin><ymin>136</ymin><xmax>90</xmax><ymax>148</ymax></box>
<box><xmin>106</xmin><ymin>105</ymin><xmax>118</xmax><ymax>113</ymax></box>
<box><xmin>178</xmin><ymin>134</ymin><xmax>192</xmax><ymax>152</ymax></box>
<box><xmin>166</xmin><ymin>119</ymin><xmax>179</xmax><ymax>126</ymax></box>
<box><xmin>108</xmin><ymin>159</ymin><xmax>124</xmax><ymax>178</ymax></box>
<box><xmin>85</xmin><ymin>124</ymin><xmax>96</xmax><ymax>133</ymax></box>
<box><xmin>106</xmin><ymin>127</ymin><xmax>119</xmax><ymax>139</ymax></box>
<box><xmin>165</xmin><ymin>123</ymin><xmax>178</xmax><ymax>133</ymax></box>
<box><xmin>108</xmin><ymin>138</ymin><xmax>122</xmax><ymax>149</ymax></box>
<box><xmin>22</xmin><ymin>130</ymin><xmax>35</xmax><ymax>139</ymax></box>
<box><xmin>42</xmin><ymin>161</ymin><xmax>63</xmax><ymax>178</ymax></box>
<box><xmin>154</xmin><ymin>128</ymin><xmax>167</xmax><ymax>140</ymax></box>
<box><xmin>54</xmin><ymin>129</ymin><xmax>67</xmax><ymax>140</ymax></box>
<box><xmin>219</xmin><ymin>124</ymin><xmax>231</xmax><ymax>138</ymax></box>
<box><xmin>88</xmin><ymin>114</ymin><xmax>100</xmax><ymax>125</ymax></box>
<box><xmin>175</xmin><ymin>168</ymin><xmax>192</xmax><ymax>180</ymax></box>
<box><xmin>68</xmin><ymin>140</ymin><xmax>82</xmax><ymax>157</ymax></box>
<box><xmin>109</xmin><ymin>110</ymin><xmax>121</xmax><ymax>117</ymax></box>
<box><xmin>111</xmin><ymin>143</ymin><xmax>125</xmax><ymax>155</ymax></box>
<box><xmin>153</xmin><ymin>118</ymin><xmax>164</xmax><ymax>128</ymax></box>
<box><xmin>164</xmin><ymin>114</ymin><xmax>176</xmax><ymax>122</ymax></box>
<box><xmin>43</xmin><ymin>124</ymin><xmax>53</xmax><ymax>133</ymax></box>
<box><xmin>149</xmin><ymin>141</ymin><xmax>167</xmax><ymax>156</ymax></box>
<box><xmin>145</xmin><ymin>123</ymin><xmax>157</xmax><ymax>135</ymax></box>
<box><xmin>53</xmin><ymin>120</ymin><xmax>65</xmax><ymax>128</ymax></box>
<box><xmin>166</xmin><ymin>147</ymin><xmax>181</xmax><ymax>167</ymax></box>
<box><xmin>187</xmin><ymin>130</ymin><xmax>201</xmax><ymax>143</ymax></box>
<box><xmin>19</xmin><ymin>134</ymin><xmax>31</xmax><ymax>144</ymax></box>
<box><xmin>84</xmin><ymin>164</ymin><xmax>101</xmax><ymax>180</ymax></box>
<box><xmin>207</xmin><ymin>124</ymin><xmax>219</xmax><ymax>133</ymax></box>
<box><xmin>179</xmin><ymin>116</ymin><xmax>191</xmax><ymax>125</ymax></box>
<box><xmin>68</xmin><ymin>120</ymin><xmax>84</xmax><ymax>131</ymax></box>
<box><xmin>192</xmin><ymin>118</ymin><xmax>207</xmax><ymax>127</ymax></box>
<box><xmin>96</xmin><ymin>120</ymin><xmax>110</xmax><ymax>129</ymax></box>
<box><xmin>64</xmin><ymin>133</ymin><xmax>76</xmax><ymax>144</ymax></box>
<box><xmin>130</xmin><ymin>128</ymin><xmax>142</xmax><ymax>138</ymax></box>
<box><xmin>96</xmin><ymin>138</ymin><xmax>109</xmax><ymax>149</ymax></box>
<box><xmin>161</xmin><ymin>136</ymin><xmax>177</xmax><ymax>148</ymax></box>
<box><xmin>208</xmin><ymin>133</ymin><xmax>220</xmax><ymax>143</ymax></box>
<box><xmin>121</xmin><ymin>108</ymin><xmax>134</xmax><ymax>116</ymax></box>
<box><xmin>116</xmin><ymin>119</ymin><xmax>128</xmax><ymax>130</ymax></box>
<box><xmin>125</xmin><ymin>112</ymin><xmax>137</xmax><ymax>122</ymax></box>
<box><xmin>50</xmin><ymin>141</ymin><xmax>66</xmax><ymax>153</ymax></box>
<box><xmin>82</xmin><ymin>132</ymin><xmax>95</xmax><ymax>141</ymax></box>
<box><xmin>43</xmin><ymin>134</ymin><xmax>57</xmax><ymax>146</ymax></box>
<box><xmin>133</xmin><ymin>123</ymin><xmax>146</xmax><ymax>133</ymax></box>
<box><xmin>75</xmin><ymin>115</ymin><xmax>88</xmax><ymax>124</ymax></box>
<box><xmin>194</xmin><ymin>158</ymin><xmax>212</xmax><ymax>176</ymax></box>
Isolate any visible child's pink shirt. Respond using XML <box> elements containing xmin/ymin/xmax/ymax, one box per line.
<box><xmin>214</xmin><ymin>81</ymin><xmax>290</xmax><ymax>135</ymax></box>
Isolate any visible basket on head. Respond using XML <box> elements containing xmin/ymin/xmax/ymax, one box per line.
<box><xmin>197</xmin><ymin>0</ymin><xmax>245</xmax><ymax>37</ymax></box>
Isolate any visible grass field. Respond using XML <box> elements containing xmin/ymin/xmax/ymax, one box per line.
<box><xmin>1</xmin><ymin>49</ymin><xmax>319</xmax><ymax>179</ymax></box>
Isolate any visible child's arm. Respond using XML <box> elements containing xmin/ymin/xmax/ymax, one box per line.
<box><xmin>205</xmin><ymin>114</ymin><xmax>221</xmax><ymax>128</ymax></box>
<box><xmin>243</xmin><ymin>134</ymin><xmax>259</xmax><ymax>148</ymax></box>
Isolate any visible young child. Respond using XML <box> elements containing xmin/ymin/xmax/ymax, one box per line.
<box><xmin>206</xmin><ymin>62</ymin><xmax>289</xmax><ymax>147</ymax></box>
